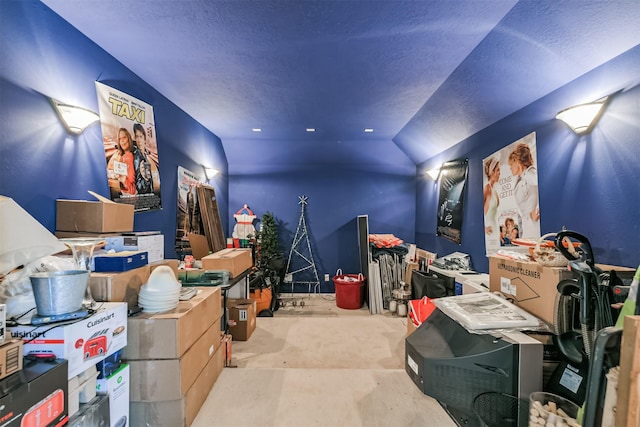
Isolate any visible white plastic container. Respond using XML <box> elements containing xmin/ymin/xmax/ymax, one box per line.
<box><xmin>68</xmin><ymin>375</ymin><xmax>81</xmax><ymax>417</ymax></box>
<box><xmin>78</xmin><ymin>364</ymin><xmax>99</xmax><ymax>403</ymax></box>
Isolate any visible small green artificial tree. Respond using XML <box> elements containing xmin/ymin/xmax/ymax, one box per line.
<box><xmin>258</xmin><ymin>211</ymin><xmax>281</xmax><ymax>269</ymax></box>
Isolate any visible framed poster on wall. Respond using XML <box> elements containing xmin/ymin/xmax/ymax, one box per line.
<box><xmin>483</xmin><ymin>132</ymin><xmax>540</xmax><ymax>256</ymax></box>
<box><xmin>176</xmin><ymin>166</ymin><xmax>205</xmax><ymax>257</ymax></box>
<box><xmin>436</xmin><ymin>159</ymin><xmax>469</xmax><ymax>244</ymax></box>
<box><xmin>95</xmin><ymin>82</ymin><xmax>163</xmax><ymax>212</ymax></box>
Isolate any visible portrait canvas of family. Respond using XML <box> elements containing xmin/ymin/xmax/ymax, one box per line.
<box><xmin>483</xmin><ymin>132</ymin><xmax>541</xmax><ymax>256</ymax></box>
<box><xmin>95</xmin><ymin>82</ymin><xmax>163</xmax><ymax>212</ymax></box>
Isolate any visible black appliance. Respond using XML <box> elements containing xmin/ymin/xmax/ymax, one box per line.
<box><xmin>411</xmin><ymin>270</ymin><xmax>455</xmax><ymax>299</ymax></box>
<box><xmin>405</xmin><ymin>309</ymin><xmax>542</xmax><ymax>426</ymax></box>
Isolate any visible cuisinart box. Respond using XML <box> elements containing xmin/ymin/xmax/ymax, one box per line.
<box><xmin>9</xmin><ymin>303</ymin><xmax>128</xmax><ymax>379</ymax></box>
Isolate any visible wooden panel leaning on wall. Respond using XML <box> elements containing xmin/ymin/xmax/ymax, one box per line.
<box><xmin>615</xmin><ymin>315</ymin><xmax>639</xmax><ymax>427</ymax></box>
<box><xmin>197</xmin><ymin>185</ymin><xmax>226</xmax><ymax>254</ymax></box>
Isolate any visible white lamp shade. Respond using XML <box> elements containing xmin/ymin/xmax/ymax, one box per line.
<box><xmin>426</xmin><ymin>168</ymin><xmax>440</xmax><ymax>180</ymax></box>
<box><xmin>0</xmin><ymin>196</ymin><xmax>67</xmax><ymax>275</ymax></box>
<box><xmin>51</xmin><ymin>99</ymin><xmax>100</xmax><ymax>134</ymax></box>
<box><xmin>556</xmin><ymin>99</ymin><xmax>607</xmax><ymax>135</ymax></box>
<box><xmin>204</xmin><ymin>168</ymin><xmax>219</xmax><ymax>179</ymax></box>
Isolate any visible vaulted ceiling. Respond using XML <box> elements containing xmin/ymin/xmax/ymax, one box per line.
<box><xmin>41</xmin><ymin>0</ymin><xmax>640</xmax><ymax>166</ymax></box>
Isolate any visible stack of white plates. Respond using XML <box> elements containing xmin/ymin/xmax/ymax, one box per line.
<box><xmin>138</xmin><ymin>266</ymin><xmax>181</xmax><ymax>313</ymax></box>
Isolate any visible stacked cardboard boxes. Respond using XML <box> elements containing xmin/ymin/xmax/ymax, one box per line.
<box><xmin>123</xmin><ymin>287</ymin><xmax>224</xmax><ymax>427</ymax></box>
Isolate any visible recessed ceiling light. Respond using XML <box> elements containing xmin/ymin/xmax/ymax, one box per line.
<box><xmin>306</xmin><ymin>128</ymin><xmax>316</xmax><ymax>132</ymax></box>
<box><xmin>252</xmin><ymin>128</ymin><xmax>262</xmax><ymax>132</ymax></box>
<box><xmin>364</xmin><ymin>128</ymin><xmax>374</xmax><ymax>133</ymax></box>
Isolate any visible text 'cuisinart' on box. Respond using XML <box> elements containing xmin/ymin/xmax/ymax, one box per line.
<box><xmin>9</xmin><ymin>303</ymin><xmax>128</xmax><ymax>379</ymax></box>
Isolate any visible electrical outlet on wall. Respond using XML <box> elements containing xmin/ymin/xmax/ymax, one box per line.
<box><xmin>324</xmin><ymin>274</ymin><xmax>330</xmax><ymax>282</ymax></box>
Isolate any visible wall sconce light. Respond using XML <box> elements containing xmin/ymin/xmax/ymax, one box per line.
<box><xmin>555</xmin><ymin>96</ymin><xmax>609</xmax><ymax>135</ymax></box>
<box><xmin>425</xmin><ymin>167</ymin><xmax>441</xmax><ymax>180</ymax></box>
<box><xmin>50</xmin><ymin>99</ymin><xmax>100</xmax><ymax>135</ymax></box>
<box><xmin>204</xmin><ymin>167</ymin><xmax>219</xmax><ymax>180</ymax></box>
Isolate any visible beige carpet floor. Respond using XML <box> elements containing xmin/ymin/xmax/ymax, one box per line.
<box><xmin>191</xmin><ymin>295</ymin><xmax>457</xmax><ymax>427</ymax></box>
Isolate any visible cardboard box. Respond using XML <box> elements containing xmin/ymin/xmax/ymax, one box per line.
<box><xmin>94</xmin><ymin>250</ymin><xmax>148</xmax><ymax>272</ymax></box>
<box><xmin>105</xmin><ymin>234</ymin><xmax>165</xmax><ymax>263</ymax></box>
<box><xmin>55</xmin><ymin>231</ymin><xmax>123</xmax><ymax>239</ymax></box>
<box><xmin>129</xmin><ymin>319</ymin><xmax>221</xmax><ymax>401</ymax></box>
<box><xmin>90</xmin><ymin>265</ymin><xmax>151</xmax><ymax>307</ymax></box>
<box><xmin>221</xmin><ymin>333</ymin><xmax>233</xmax><ymax>367</ymax></box>
<box><xmin>187</xmin><ymin>233</ymin><xmax>210</xmax><ymax>260</ymax></box>
<box><xmin>96</xmin><ymin>364</ymin><xmax>129</xmax><ymax>427</ymax></box>
<box><xmin>123</xmin><ymin>287</ymin><xmax>221</xmax><ymax>360</ymax></box>
<box><xmin>130</xmin><ymin>344</ymin><xmax>225</xmax><ymax>427</ymax></box>
<box><xmin>227</xmin><ymin>298</ymin><xmax>256</xmax><ymax>341</ymax></box>
<box><xmin>489</xmin><ymin>256</ymin><xmax>574</xmax><ymax>325</ymax></box>
<box><xmin>201</xmin><ymin>248</ymin><xmax>252</xmax><ymax>278</ymax></box>
<box><xmin>9</xmin><ymin>303</ymin><xmax>128</xmax><ymax>379</ymax></box>
<box><xmin>405</xmin><ymin>262</ymin><xmax>419</xmax><ymax>288</ymax></box>
<box><xmin>96</xmin><ymin>350</ymin><xmax>123</xmax><ymax>379</ymax></box>
<box><xmin>0</xmin><ymin>339</ymin><xmax>23</xmax><ymax>380</ymax></box>
<box><xmin>407</xmin><ymin>318</ymin><xmax>417</xmax><ymax>336</ymax></box>
<box><xmin>0</xmin><ymin>359</ymin><xmax>68</xmax><ymax>427</ymax></box>
<box><xmin>406</xmin><ymin>246</ymin><xmax>437</xmax><ymax>272</ymax></box>
<box><xmin>615</xmin><ymin>315</ymin><xmax>640</xmax><ymax>427</ymax></box>
<box><xmin>454</xmin><ymin>272</ymin><xmax>490</xmax><ymax>295</ymax></box>
<box><xmin>57</xmin><ymin>199</ymin><xmax>134</xmax><ymax>233</ymax></box>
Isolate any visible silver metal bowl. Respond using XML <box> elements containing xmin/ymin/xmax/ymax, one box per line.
<box><xmin>30</xmin><ymin>270</ymin><xmax>89</xmax><ymax>315</ymax></box>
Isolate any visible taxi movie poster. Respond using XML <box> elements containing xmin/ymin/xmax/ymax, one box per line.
<box><xmin>95</xmin><ymin>82</ymin><xmax>162</xmax><ymax>212</ymax></box>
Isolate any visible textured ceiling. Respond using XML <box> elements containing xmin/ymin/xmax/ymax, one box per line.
<box><xmin>40</xmin><ymin>0</ymin><xmax>640</xmax><ymax>166</ymax></box>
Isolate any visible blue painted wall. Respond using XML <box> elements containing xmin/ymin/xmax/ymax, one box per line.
<box><xmin>0</xmin><ymin>0</ymin><xmax>229</xmax><ymax>259</ymax></box>
<box><xmin>226</xmin><ymin>139</ymin><xmax>416</xmax><ymax>292</ymax></box>
<box><xmin>416</xmin><ymin>46</ymin><xmax>640</xmax><ymax>273</ymax></box>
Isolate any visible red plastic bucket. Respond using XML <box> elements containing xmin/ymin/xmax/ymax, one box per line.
<box><xmin>333</xmin><ymin>270</ymin><xmax>365</xmax><ymax>309</ymax></box>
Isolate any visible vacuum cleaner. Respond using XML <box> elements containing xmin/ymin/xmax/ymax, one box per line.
<box><xmin>548</xmin><ymin>230</ymin><xmax>629</xmax><ymax>426</ymax></box>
